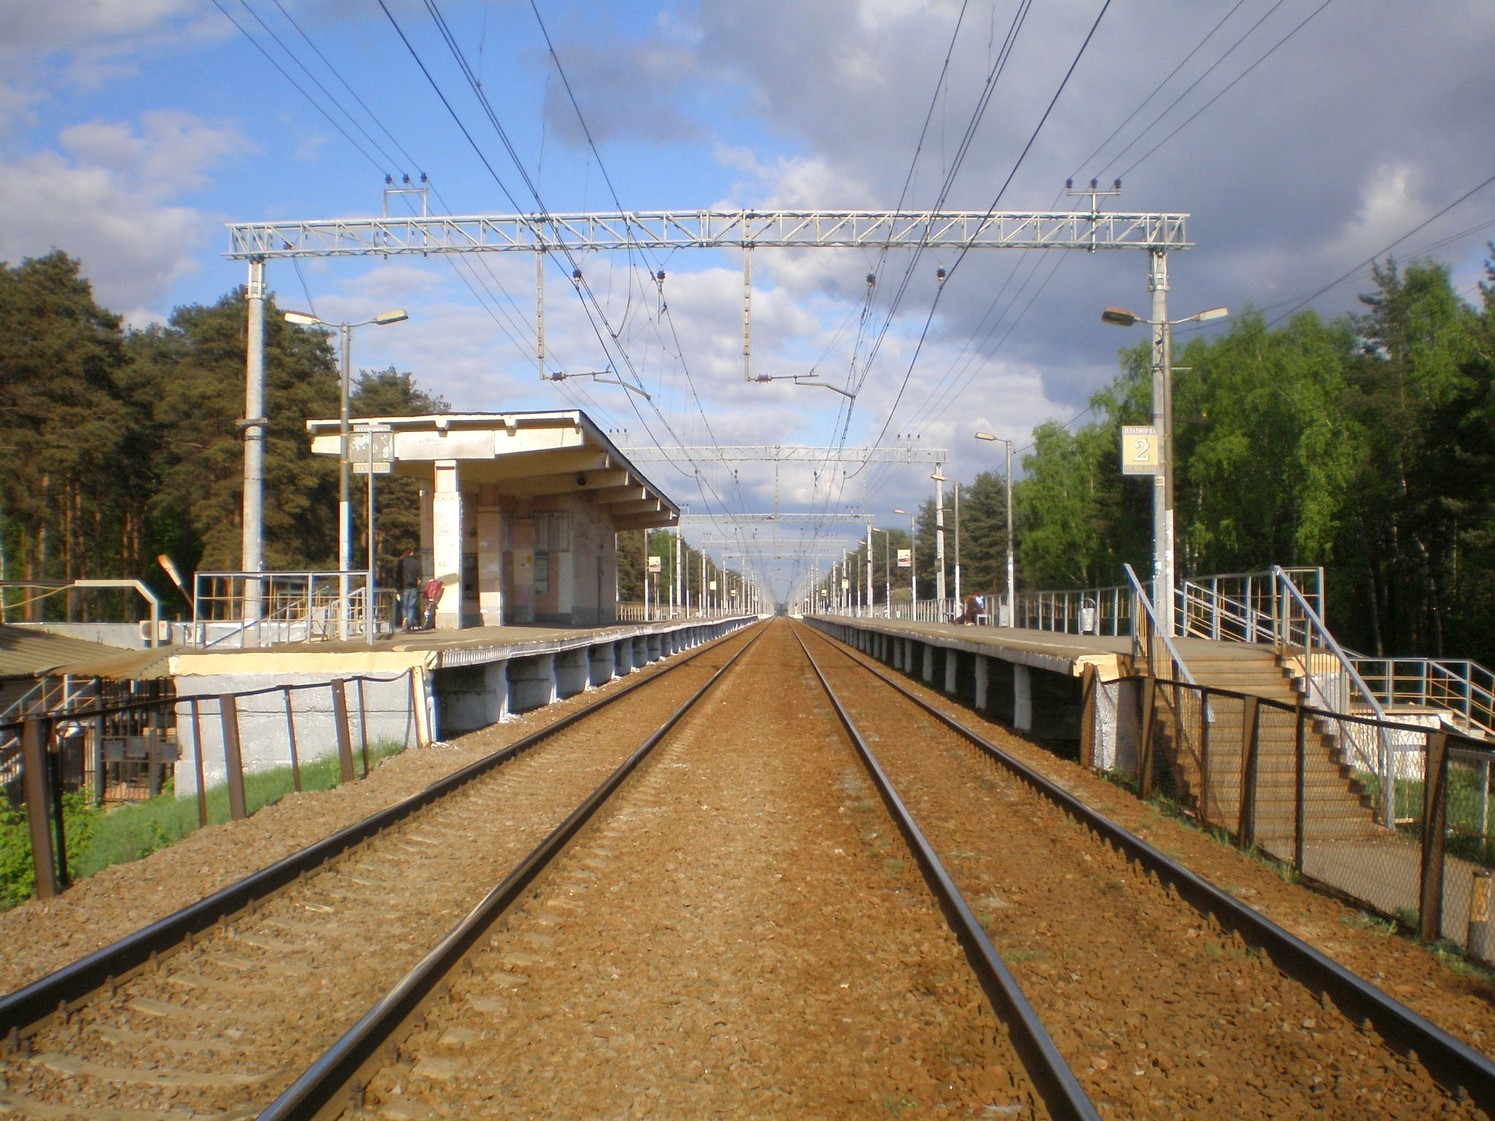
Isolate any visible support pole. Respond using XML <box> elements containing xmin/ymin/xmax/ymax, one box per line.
<box><xmin>1148</xmin><ymin>247</ymin><xmax>1173</xmax><ymax>637</ymax></box>
<box><xmin>242</xmin><ymin>258</ymin><xmax>267</xmax><ymax>625</ymax></box>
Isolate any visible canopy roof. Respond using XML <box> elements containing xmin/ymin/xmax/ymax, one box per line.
<box><xmin>306</xmin><ymin>409</ymin><xmax>678</xmax><ymax>532</ymax></box>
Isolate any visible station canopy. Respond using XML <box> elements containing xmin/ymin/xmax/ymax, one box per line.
<box><xmin>306</xmin><ymin>409</ymin><xmax>679</xmax><ymax>533</ymax></box>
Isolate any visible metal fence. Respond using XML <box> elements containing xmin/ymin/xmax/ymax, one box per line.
<box><xmin>1</xmin><ymin>669</ymin><xmax>424</xmax><ymax>902</ymax></box>
<box><xmin>1134</xmin><ymin>671</ymin><xmax>1494</xmax><ymax>954</ymax></box>
<box><xmin>190</xmin><ymin>570</ymin><xmax>394</xmax><ymax>648</ymax></box>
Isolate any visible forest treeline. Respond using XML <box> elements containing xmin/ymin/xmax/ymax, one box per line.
<box><xmin>5</xmin><ymin>249</ymin><xmax>1494</xmax><ymax>664</ymax></box>
<box><xmin>0</xmin><ymin>250</ymin><xmax>443</xmax><ymax>619</ymax></box>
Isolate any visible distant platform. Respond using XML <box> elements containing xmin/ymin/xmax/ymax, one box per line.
<box><xmin>809</xmin><ymin>616</ymin><xmax>1132</xmax><ymax>681</ymax></box>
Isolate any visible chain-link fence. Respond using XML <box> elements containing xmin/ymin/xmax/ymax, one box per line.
<box><xmin>1137</xmin><ymin>675</ymin><xmax>1495</xmax><ymax>957</ymax></box>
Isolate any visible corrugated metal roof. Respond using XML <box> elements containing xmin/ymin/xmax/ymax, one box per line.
<box><xmin>0</xmin><ymin>626</ymin><xmax>137</xmax><ymax>679</ymax></box>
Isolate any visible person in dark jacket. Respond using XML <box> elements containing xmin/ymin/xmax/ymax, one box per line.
<box><xmin>395</xmin><ymin>547</ymin><xmax>422</xmax><ymax>631</ymax></box>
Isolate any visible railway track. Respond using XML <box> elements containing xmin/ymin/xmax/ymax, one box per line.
<box><xmin>795</xmin><ymin>621</ymin><xmax>1495</xmax><ymax>1118</ymax></box>
<box><xmin>0</xmin><ymin>625</ymin><xmax>761</xmax><ymax>1119</ymax></box>
<box><xmin>0</xmin><ymin>617</ymin><xmax>1490</xmax><ymax>1118</ymax></box>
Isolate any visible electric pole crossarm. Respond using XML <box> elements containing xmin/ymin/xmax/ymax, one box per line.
<box><xmin>227</xmin><ymin>210</ymin><xmax>1190</xmax><ymax>259</ymax></box>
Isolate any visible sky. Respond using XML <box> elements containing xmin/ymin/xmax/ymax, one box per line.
<box><xmin>3</xmin><ymin>0</ymin><xmax>1493</xmax><ymax>604</ymax></box>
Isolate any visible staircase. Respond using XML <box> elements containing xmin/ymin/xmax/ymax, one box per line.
<box><xmin>1149</xmin><ymin>640</ymin><xmax>1381</xmax><ymax>846</ymax></box>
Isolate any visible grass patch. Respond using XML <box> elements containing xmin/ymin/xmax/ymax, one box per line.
<box><xmin>2</xmin><ymin>741</ymin><xmax>407</xmax><ymax>908</ymax></box>
<box><xmin>1358</xmin><ymin>765</ymin><xmax>1495</xmax><ymax>869</ymax></box>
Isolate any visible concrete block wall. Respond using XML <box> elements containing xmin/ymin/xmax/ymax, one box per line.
<box><xmin>174</xmin><ymin>669</ymin><xmax>429</xmax><ymax>797</ymax></box>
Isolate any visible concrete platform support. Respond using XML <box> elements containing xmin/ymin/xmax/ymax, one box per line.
<box><xmin>509</xmin><ymin>654</ymin><xmax>557</xmax><ymax>713</ymax></box>
<box><xmin>589</xmin><ymin>644</ymin><xmax>616</xmax><ymax>687</ymax></box>
<box><xmin>1013</xmin><ymin>663</ymin><xmax>1033</xmax><ymax>733</ymax></box>
<box><xmin>1091</xmin><ymin>678</ymin><xmax>1139</xmax><ymax>774</ymax></box>
<box><xmin>944</xmin><ymin>650</ymin><xmax>959</xmax><ymax>695</ymax></box>
<box><xmin>438</xmin><ymin>661</ymin><xmax>508</xmax><ymax>736</ymax></box>
<box><xmin>922</xmin><ymin>644</ymin><xmax>935</xmax><ymax>684</ymax></box>
<box><xmin>555</xmin><ymin>648</ymin><xmax>589</xmax><ymax>698</ymax></box>
<box><xmin>431</xmin><ymin>460</ymin><xmax>464</xmax><ymax>630</ymax></box>
<box><xmin>615</xmin><ymin>638</ymin><xmax>635</xmax><ymax>674</ymax></box>
<box><xmin>974</xmin><ymin>656</ymin><xmax>989</xmax><ymax>711</ymax></box>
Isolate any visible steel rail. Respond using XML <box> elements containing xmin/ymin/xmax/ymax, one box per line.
<box><xmin>803</xmin><ymin>623</ymin><xmax>1495</xmax><ymax>1110</ymax></box>
<box><xmin>257</xmin><ymin>626</ymin><xmax>764</xmax><ymax>1120</ymax></box>
<box><xmin>0</xmin><ymin>625</ymin><xmax>756</xmax><ymax>1039</ymax></box>
<box><xmin>793</xmin><ymin>628</ymin><xmax>1104</xmax><ymax>1121</ymax></box>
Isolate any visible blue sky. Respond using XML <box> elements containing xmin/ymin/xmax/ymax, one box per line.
<box><xmin>3</xmin><ymin>1</ymin><xmax>1493</xmax><ymax>601</ymax></box>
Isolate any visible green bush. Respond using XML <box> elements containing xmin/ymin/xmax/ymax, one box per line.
<box><xmin>0</xmin><ymin>793</ymin><xmax>101</xmax><ymax>908</ymax></box>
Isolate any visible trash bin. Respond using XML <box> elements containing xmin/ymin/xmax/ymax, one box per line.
<box><xmin>1078</xmin><ymin>600</ymin><xmax>1097</xmax><ymax>634</ymax></box>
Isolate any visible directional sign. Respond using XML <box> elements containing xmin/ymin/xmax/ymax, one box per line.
<box><xmin>350</xmin><ymin>426</ymin><xmax>394</xmax><ymax>474</ymax></box>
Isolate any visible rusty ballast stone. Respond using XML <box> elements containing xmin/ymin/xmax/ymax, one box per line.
<box><xmin>256</xmin><ymin>628</ymin><xmax>765</xmax><ymax>1121</ymax></box>
<box><xmin>814</xmin><ymin>628</ymin><xmax>1495</xmax><ymax>1112</ymax></box>
<box><xmin>0</xmin><ymin>627</ymin><xmax>747</xmax><ymax>1042</ymax></box>
<box><xmin>796</xmin><ymin>629</ymin><xmax>1103</xmax><ymax>1121</ymax></box>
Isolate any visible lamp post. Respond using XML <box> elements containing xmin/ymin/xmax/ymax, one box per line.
<box><xmin>1101</xmin><ymin>299</ymin><xmax>1227</xmax><ymax>637</ymax></box>
<box><xmin>932</xmin><ymin>466</ymin><xmax>946</xmax><ymax>610</ymax></box>
<box><xmin>284</xmin><ymin>308</ymin><xmax>408</xmax><ymax>639</ymax></box>
<box><xmin>953</xmin><ymin>482</ymin><xmax>961</xmax><ymax>607</ymax></box>
<box><xmin>974</xmin><ymin>432</ymin><xmax>1016</xmax><ymax>627</ymax></box>
<box><xmin>893</xmin><ymin>508</ymin><xmax>915</xmax><ymax>619</ymax></box>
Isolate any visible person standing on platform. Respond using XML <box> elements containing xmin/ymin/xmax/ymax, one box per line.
<box><xmin>396</xmin><ymin>547</ymin><xmax>422</xmax><ymax>631</ymax></box>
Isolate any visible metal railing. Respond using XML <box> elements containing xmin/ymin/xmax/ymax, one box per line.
<box><xmin>1179</xmin><ymin>567</ymin><xmax>1324</xmax><ymax>644</ymax></box>
<box><xmin>1124</xmin><ymin>564</ymin><xmax>1212</xmax><ymax>806</ymax></box>
<box><xmin>1351</xmin><ymin>657</ymin><xmax>1495</xmax><ymax>741</ymax></box>
<box><xmin>1014</xmin><ymin>583</ymin><xmax>1130</xmax><ymax>636</ymax></box>
<box><xmin>617</xmin><ymin>602</ymin><xmax>748</xmax><ymax>622</ymax></box>
<box><xmin>191</xmin><ymin>571</ymin><xmax>390</xmax><ymax>648</ymax></box>
<box><xmin>1264</xmin><ymin>567</ymin><xmax>1397</xmax><ymax>826</ymax></box>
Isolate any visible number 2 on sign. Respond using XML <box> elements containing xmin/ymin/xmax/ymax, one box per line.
<box><xmin>1119</xmin><ymin>426</ymin><xmax>1159</xmax><ymax>474</ymax></box>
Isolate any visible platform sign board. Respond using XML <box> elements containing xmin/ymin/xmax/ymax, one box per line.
<box><xmin>1120</xmin><ymin>425</ymin><xmax>1160</xmax><ymax>476</ymax></box>
<box><xmin>896</xmin><ymin>548</ymin><xmax>911</xmax><ymax>569</ymax></box>
<box><xmin>647</xmin><ymin>555</ymin><xmax>662</xmax><ymax>573</ymax></box>
<box><xmin>350</xmin><ymin>425</ymin><xmax>394</xmax><ymax>474</ymax></box>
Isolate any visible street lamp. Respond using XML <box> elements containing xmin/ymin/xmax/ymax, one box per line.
<box><xmin>932</xmin><ymin>466</ymin><xmax>947</xmax><ymax>609</ymax></box>
<box><xmin>1101</xmin><ymin>301</ymin><xmax>1226</xmax><ymax>637</ymax></box>
<box><xmin>974</xmin><ymin>433</ymin><xmax>1016</xmax><ymax>627</ymax></box>
<box><xmin>283</xmin><ymin>308</ymin><xmax>408</xmax><ymax>639</ymax></box>
<box><xmin>894</xmin><ymin>508</ymin><xmax>915</xmax><ymax>619</ymax></box>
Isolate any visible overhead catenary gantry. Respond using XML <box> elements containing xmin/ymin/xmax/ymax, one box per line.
<box><xmin>226</xmin><ymin>203</ymin><xmax>1190</xmax><ymax>602</ymax></box>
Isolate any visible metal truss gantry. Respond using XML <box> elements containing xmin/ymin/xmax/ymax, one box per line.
<box><xmin>228</xmin><ymin>209</ymin><xmax>1189</xmax><ymax>259</ymax></box>
<box><xmin>227</xmin><ymin>205</ymin><xmax>1190</xmax><ymax>602</ymax></box>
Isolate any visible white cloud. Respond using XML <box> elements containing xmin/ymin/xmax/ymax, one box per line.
<box><xmin>0</xmin><ymin>111</ymin><xmax>249</xmax><ymax>320</ymax></box>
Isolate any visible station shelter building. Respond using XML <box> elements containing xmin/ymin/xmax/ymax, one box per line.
<box><xmin>307</xmin><ymin>410</ymin><xmax>678</xmax><ymax>629</ymax></box>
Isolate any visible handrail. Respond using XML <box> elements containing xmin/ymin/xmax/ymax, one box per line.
<box><xmin>1014</xmin><ymin>582</ymin><xmax>1130</xmax><ymax>636</ymax></box>
<box><xmin>191</xmin><ymin>570</ymin><xmax>384</xmax><ymax>648</ymax></box>
<box><xmin>1348</xmin><ymin>656</ymin><xmax>1495</xmax><ymax>740</ymax></box>
<box><xmin>1123</xmin><ymin>564</ymin><xmax>1199</xmax><ymax>687</ymax></box>
<box><xmin>1270</xmin><ymin>566</ymin><xmax>1396</xmax><ymax>826</ymax></box>
<box><xmin>1178</xmin><ymin>566</ymin><xmax>1323</xmax><ymax>644</ymax></box>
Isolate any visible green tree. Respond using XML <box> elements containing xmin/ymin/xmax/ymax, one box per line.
<box><xmin>1172</xmin><ymin>309</ymin><xmax>1360</xmax><ymax>573</ymax></box>
<box><xmin>0</xmin><ymin>251</ymin><xmax>138</xmax><ymax>617</ymax></box>
<box><xmin>1337</xmin><ymin>258</ymin><xmax>1488</xmax><ymax>655</ymax></box>
<box><xmin>129</xmin><ymin>290</ymin><xmax>342</xmax><ymax>579</ymax></box>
